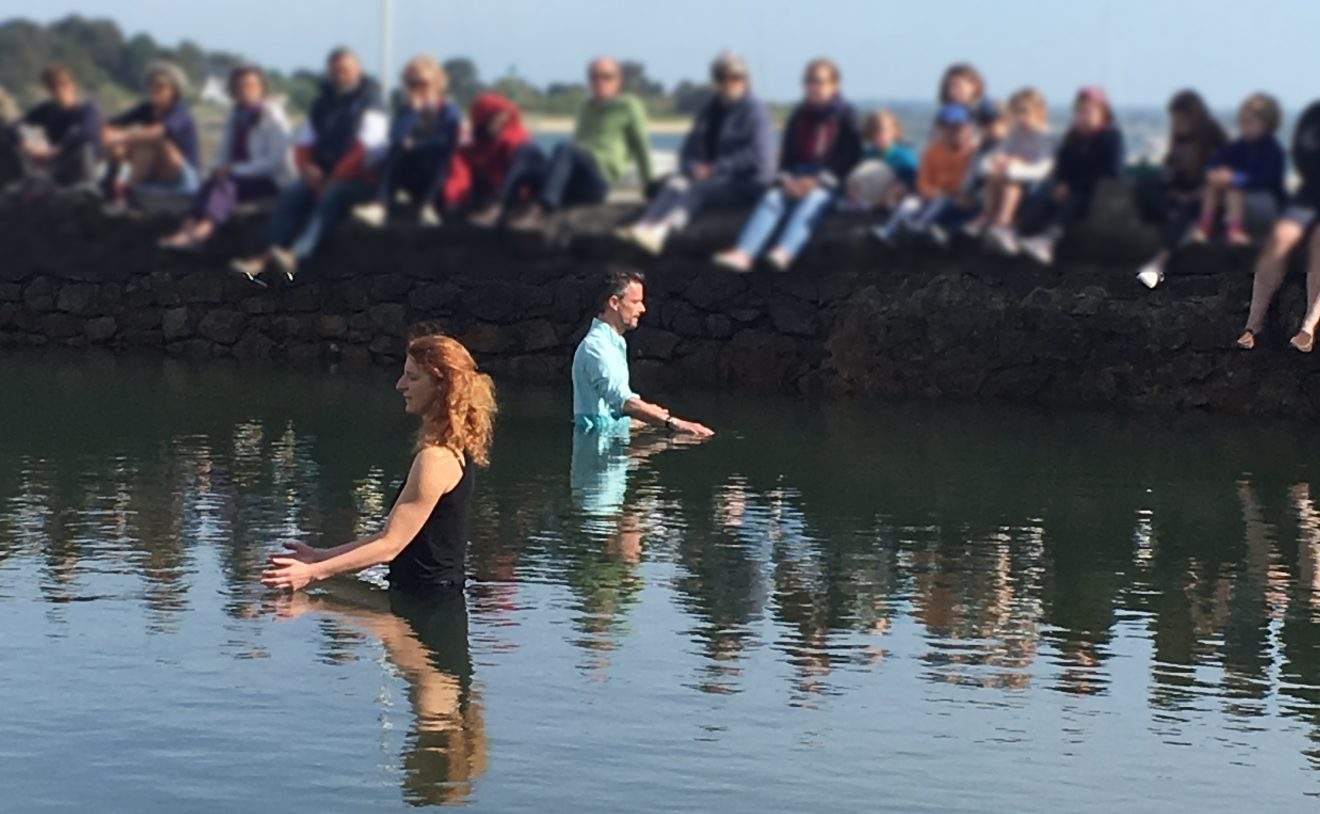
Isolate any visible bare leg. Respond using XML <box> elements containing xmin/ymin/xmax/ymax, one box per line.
<box><xmin>1241</xmin><ymin>218</ymin><xmax>1305</xmax><ymax>344</ymax></box>
<box><xmin>1195</xmin><ymin>185</ymin><xmax>1220</xmax><ymax>239</ymax></box>
<box><xmin>1225</xmin><ymin>190</ymin><xmax>1249</xmax><ymax>245</ymax></box>
<box><xmin>996</xmin><ymin>182</ymin><xmax>1024</xmax><ymax>227</ymax></box>
<box><xmin>1290</xmin><ymin>228</ymin><xmax>1320</xmax><ymax>350</ymax></box>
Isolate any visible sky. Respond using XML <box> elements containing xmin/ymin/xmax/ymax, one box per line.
<box><xmin>5</xmin><ymin>0</ymin><xmax>1320</xmax><ymax>110</ymax></box>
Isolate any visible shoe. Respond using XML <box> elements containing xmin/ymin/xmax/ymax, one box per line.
<box><xmin>765</xmin><ymin>247</ymin><xmax>793</xmax><ymax>271</ymax></box>
<box><xmin>1291</xmin><ymin>330</ymin><xmax>1314</xmax><ymax>353</ymax></box>
<box><xmin>1136</xmin><ymin>260</ymin><xmax>1165</xmax><ymax>290</ymax></box>
<box><xmin>1019</xmin><ymin>235</ymin><xmax>1055</xmax><ymax>266</ymax></box>
<box><xmin>355</xmin><ymin>202</ymin><xmax>387</xmax><ymax>228</ymax></box>
<box><xmin>961</xmin><ymin>219</ymin><xmax>988</xmax><ymax>239</ymax></box>
<box><xmin>230</xmin><ymin>256</ymin><xmax>269</xmax><ymax>288</ymax></box>
<box><xmin>269</xmin><ymin>247</ymin><xmax>298</xmax><ymax>283</ymax></box>
<box><xmin>871</xmin><ymin>224</ymin><xmax>900</xmax><ymax>247</ymax></box>
<box><xmin>1186</xmin><ymin>226</ymin><xmax>1209</xmax><ymax>245</ymax></box>
<box><xmin>927</xmin><ymin>224</ymin><xmax>949</xmax><ymax>248</ymax></box>
<box><xmin>712</xmin><ymin>249</ymin><xmax>753</xmax><ymax>273</ymax></box>
<box><xmin>467</xmin><ymin>205</ymin><xmax>501</xmax><ymax>228</ymax></box>
<box><xmin>632</xmin><ymin>226</ymin><xmax>666</xmax><ymax>256</ymax></box>
<box><xmin>507</xmin><ymin>205</ymin><xmax>546</xmax><ymax>232</ymax></box>
<box><xmin>1225</xmin><ymin>225</ymin><xmax>1250</xmax><ymax>246</ymax></box>
<box><xmin>419</xmin><ymin>204</ymin><xmax>442</xmax><ymax>227</ymax></box>
<box><xmin>158</xmin><ymin>232</ymin><xmax>198</xmax><ymax>252</ymax></box>
<box><xmin>985</xmin><ymin>226</ymin><xmax>1019</xmax><ymax>256</ymax></box>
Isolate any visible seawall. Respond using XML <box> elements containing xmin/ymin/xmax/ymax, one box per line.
<box><xmin>2</xmin><ymin>183</ymin><xmax>1319</xmax><ymax>418</ymax></box>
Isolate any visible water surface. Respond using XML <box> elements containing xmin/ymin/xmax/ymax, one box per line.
<box><xmin>2</xmin><ymin>353</ymin><xmax>1319</xmax><ymax>811</ymax></box>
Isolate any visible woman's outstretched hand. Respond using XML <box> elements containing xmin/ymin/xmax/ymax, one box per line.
<box><xmin>262</xmin><ymin>556</ymin><xmax>319</xmax><ymax>592</ymax></box>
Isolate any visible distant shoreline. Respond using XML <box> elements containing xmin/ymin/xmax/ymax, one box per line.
<box><xmin>526</xmin><ymin>114</ymin><xmax>693</xmax><ymax>135</ymax></box>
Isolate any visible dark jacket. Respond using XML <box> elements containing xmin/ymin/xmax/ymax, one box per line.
<box><xmin>110</xmin><ymin>99</ymin><xmax>198</xmax><ymax>168</ymax></box>
<box><xmin>1293</xmin><ymin>101</ymin><xmax>1320</xmax><ymax>207</ymax></box>
<box><xmin>1210</xmin><ymin>136</ymin><xmax>1286</xmax><ymax>202</ymax></box>
<box><xmin>384</xmin><ymin>98</ymin><xmax>462</xmax><ymax>196</ymax></box>
<box><xmin>21</xmin><ymin>100</ymin><xmax>102</xmax><ymax>156</ymax></box>
<box><xmin>679</xmin><ymin>93</ymin><xmax>775</xmax><ymax>186</ymax></box>
<box><xmin>777</xmin><ymin>96</ymin><xmax>863</xmax><ymax>190</ymax></box>
<box><xmin>1053</xmin><ymin>126</ymin><xmax>1124</xmax><ymax>198</ymax></box>
<box><xmin>307</xmin><ymin>77</ymin><xmax>384</xmax><ymax>173</ymax></box>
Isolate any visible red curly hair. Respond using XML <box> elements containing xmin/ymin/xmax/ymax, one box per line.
<box><xmin>406</xmin><ymin>334</ymin><xmax>497</xmax><ymax>467</ymax></box>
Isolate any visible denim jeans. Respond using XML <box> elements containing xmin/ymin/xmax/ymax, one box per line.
<box><xmin>734</xmin><ymin>185</ymin><xmax>835</xmax><ymax>258</ymax></box>
<box><xmin>641</xmin><ymin>174</ymin><xmax>762</xmax><ymax>231</ymax></box>
<box><xmin>495</xmin><ymin>142</ymin><xmax>546</xmax><ymax>209</ymax></box>
<box><xmin>267</xmin><ymin>177</ymin><xmax>373</xmax><ymax>260</ymax></box>
<box><xmin>539</xmin><ymin>142</ymin><xmax>609</xmax><ymax>210</ymax></box>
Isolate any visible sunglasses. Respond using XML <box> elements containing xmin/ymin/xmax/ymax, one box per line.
<box><xmin>713</xmin><ymin>72</ymin><xmax>747</xmax><ymax>84</ymax></box>
<box><xmin>404</xmin><ymin>76</ymin><xmax>429</xmax><ymax>89</ymax></box>
<box><xmin>805</xmin><ymin>75</ymin><xmax>834</xmax><ymax>87</ymax></box>
<box><xmin>589</xmin><ymin>72</ymin><xmax>619</xmax><ymax>82</ymax></box>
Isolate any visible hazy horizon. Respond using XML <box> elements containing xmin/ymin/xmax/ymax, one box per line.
<box><xmin>5</xmin><ymin>1</ymin><xmax>1319</xmax><ymax>112</ymax></box>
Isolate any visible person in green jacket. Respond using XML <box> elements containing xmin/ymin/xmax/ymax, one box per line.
<box><xmin>509</xmin><ymin>57</ymin><xmax>651</xmax><ymax>229</ymax></box>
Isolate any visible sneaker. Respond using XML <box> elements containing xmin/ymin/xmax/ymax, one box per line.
<box><xmin>1186</xmin><ymin>226</ymin><xmax>1209</xmax><ymax>245</ymax></box>
<box><xmin>765</xmin><ymin>247</ymin><xmax>793</xmax><ymax>271</ymax></box>
<box><xmin>1136</xmin><ymin>268</ymin><xmax>1164</xmax><ymax>290</ymax></box>
<box><xmin>467</xmin><ymin>205</ymin><xmax>501</xmax><ymax>228</ymax></box>
<box><xmin>1225</xmin><ymin>225</ymin><xmax>1250</xmax><ymax>246</ymax></box>
<box><xmin>632</xmin><ymin>225</ymin><xmax>666</xmax><ymax>256</ymax></box>
<box><xmin>712</xmin><ymin>249</ymin><xmax>753</xmax><ymax>273</ymax></box>
<box><xmin>871</xmin><ymin>224</ymin><xmax>899</xmax><ymax>247</ymax></box>
<box><xmin>355</xmin><ymin>202</ymin><xmax>387</xmax><ymax>228</ymax></box>
<box><xmin>927</xmin><ymin>224</ymin><xmax>949</xmax><ymax>248</ymax></box>
<box><xmin>269</xmin><ymin>247</ymin><xmax>298</xmax><ymax>283</ymax></box>
<box><xmin>961</xmin><ymin>218</ymin><xmax>989</xmax><ymax>239</ymax></box>
<box><xmin>230</xmin><ymin>255</ymin><xmax>269</xmax><ymax>287</ymax></box>
<box><xmin>985</xmin><ymin>226</ymin><xmax>1019</xmax><ymax>256</ymax></box>
<box><xmin>419</xmin><ymin>204</ymin><xmax>442</xmax><ymax>227</ymax></box>
<box><xmin>1019</xmin><ymin>235</ymin><xmax>1055</xmax><ymax>266</ymax></box>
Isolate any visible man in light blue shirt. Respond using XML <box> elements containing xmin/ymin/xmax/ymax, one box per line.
<box><xmin>571</xmin><ymin>268</ymin><xmax>713</xmax><ymax>438</ymax></box>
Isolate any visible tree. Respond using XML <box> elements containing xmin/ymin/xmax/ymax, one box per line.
<box><xmin>672</xmin><ymin>80</ymin><xmax>712</xmax><ymax>116</ymax></box>
<box><xmin>620</xmin><ymin>60</ymin><xmax>663</xmax><ymax>98</ymax></box>
<box><xmin>443</xmin><ymin>57</ymin><xmax>481</xmax><ymax>106</ymax></box>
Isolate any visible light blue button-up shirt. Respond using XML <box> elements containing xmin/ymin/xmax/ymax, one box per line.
<box><xmin>572</xmin><ymin>318</ymin><xmax>638</xmax><ymax>432</ymax></box>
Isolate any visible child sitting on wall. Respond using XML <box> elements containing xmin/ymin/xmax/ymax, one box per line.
<box><xmin>1016</xmin><ymin>86</ymin><xmax>1124</xmax><ymax>266</ymax></box>
<box><xmin>964</xmin><ymin>88</ymin><xmax>1055</xmax><ymax>254</ymax></box>
<box><xmin>1191</xmin><ymin>92</ymin><xmax>1285</xmax><ymax>246</ymax></box>
<box><xmin>872</xmin><ymin>103</ymin><xmax>977</xmax><ymax>247</ymax></box>
<box><xmin>844</xmin><ymin>110</ymin><xmax>918</xmax><ymax>212</ymax></box>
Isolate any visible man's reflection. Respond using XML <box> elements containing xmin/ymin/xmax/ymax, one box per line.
<box><xmin>275</xmin><ymin>582</ymin><xmax>486</xmax><ymax>806</ymax></box>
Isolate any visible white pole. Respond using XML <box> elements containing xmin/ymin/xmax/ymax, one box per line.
<box><xmin>380</xmin><ymin>0</ymin><xmax>395</xmax><ymax>102</ymax></box>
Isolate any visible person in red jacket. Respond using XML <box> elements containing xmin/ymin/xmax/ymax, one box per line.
<box><xmin>456</xmin><ymin>92</ymin><xmax>544</xmax><ymax>227</ymax></box>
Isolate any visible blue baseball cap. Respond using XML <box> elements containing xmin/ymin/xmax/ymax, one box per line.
<box><xmin>937</xmin><ymin>103</ymin><xmax>970</xmax><ymax>125</ymax></box>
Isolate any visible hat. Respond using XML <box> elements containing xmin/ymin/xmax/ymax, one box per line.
<box><xmin>936</xmin><ymin>103</ymin><xmax>970</xmax><ymax>125</ymax></box>
<box><xmin>145</xmin><ymin>60</ymin><xmax>190</xmax><ymax>98</ymax></box>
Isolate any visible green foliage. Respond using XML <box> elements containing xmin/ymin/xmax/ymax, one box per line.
<box><xmin>0</xmin><ymin>15</ymin><xmax>706</xmax><ymax>123</ymax></box>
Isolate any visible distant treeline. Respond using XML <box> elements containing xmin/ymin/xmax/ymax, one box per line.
<box><xmin>0</xmin><ymin>15</ymin><xmax>715</xmax><ymax>119</ymax></box>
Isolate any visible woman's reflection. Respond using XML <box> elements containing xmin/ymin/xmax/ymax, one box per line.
<box><xmin>275</xmin><ymin>582</ymin><xmax>487</xmax><ymax>806</ymax></box>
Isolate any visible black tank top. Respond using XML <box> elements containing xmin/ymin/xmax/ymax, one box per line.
<box><xmin>387</xmin><ymin>458</ymin><xmax>475</xmax><ymax>594</ymax></box>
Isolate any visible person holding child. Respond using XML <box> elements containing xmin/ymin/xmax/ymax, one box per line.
<box><xmin>1190</xmin><ymin>93</ymin><xmax>1285</xmax><ymax>246</ymax></box>
<box><xmin>844</xmin><ymin>110</ymin><xmax>918</xmax><ymax>213</ymax></box>
<box><xmin>1016</xmin><ymin>86</ymin><xmax>1124</xmax><ymax>266</ymax></box>
<box><xmin>711</xmin><ymin>58</ymin><xmax>861</xmax><ymax>272</ymax></box>
<box><xmin>872</xmin><ymin>103</ymin><xmax>978</xmax><ymax>247</ymax></box>
<box><xmin>964</xmin><ymin>88</ymin><xmax>1055</xmax><ymax>255</ymax></box>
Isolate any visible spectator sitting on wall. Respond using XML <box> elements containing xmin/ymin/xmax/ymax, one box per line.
<box><xmin>1</xmin><ymin>64</ymin><xmax>102</xmax><ymax>197</ymax></box>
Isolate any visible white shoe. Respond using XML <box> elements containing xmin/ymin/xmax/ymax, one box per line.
<box><xmin>633</xmin><ymin>225</ymin><xmax>667</xmax><ymax>256</ymax></box>
<box><xmin>1019</xmin><ymin>235</ymin><xmax>1055</xmax><ymax>266</ymax></box>
<box><xmin>962</xmin><ymin>219</ymin><xmax>988</xmax><ymax>239</ymax></box>
<box><xmin>355</xmin><ymin>202</ymin><xmax>387</xmax><ymax>228</ymax></box>
<box><xmin>765</xmin><ymin>247</ymin><xmax>793</xmax><ymax>271</ymax></box>
<box><xmin>419</xmin><ymin>204</ymin><xmax>442</xmax><ymax>227</ymax></box>
<box><xmin>986</xmin><ymin>226</ymin><xmax>1019</xmax><ymax>256</ymax></box>
<box><xmin>927</xmin><ymin>224</ymin><xmax>949</xmax><ymax>248</ymax></box>
<box><xmin>1137</xmin><ymin>262</ymin><xmax>1165</xmax><ymax>290</ymax></box>
<box><xmin>712</xmin><ymin>250</ymin><xmax>753</xmax><ymax>273</ymax></box>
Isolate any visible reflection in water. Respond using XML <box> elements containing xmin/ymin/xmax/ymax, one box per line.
<box><xmin>275</xmin><ymin>584</ymin><xmax>486</xmax><ymax>806</ymax></box>
<box><xmin>3</xmin><ymin>357</ymin><xmax>1320</xmax><ymax>806</ymax></box>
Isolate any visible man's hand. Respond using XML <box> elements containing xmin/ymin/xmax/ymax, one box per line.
<box><xmin>671</xmin><ymin>418</ymin><xmax>714</xmax><ymax>438</ymax></box>
<box><xmin>692</xmin><ymin>163</ymin><xmax>713</xmax><ymax>182</ymax></box>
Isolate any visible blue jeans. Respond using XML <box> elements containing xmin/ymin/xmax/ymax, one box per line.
<box><xmin>641</xmin><ymin>174</ymin><xmax>762</xmax><ymax>231</ymax></box>
<box><xmin>539</xmin><ymin>143</ymin><xmax>609</xmax><ymax>210</ymax></box>
<box><xmin>267</xmin><ymin>177</ymin><xmax>373</xmax><ymax>260</ymax></box>
<box><xmin>734</xmin><ymin>185</ymin><xmax>835</xmax><ymax>258</ymax></box>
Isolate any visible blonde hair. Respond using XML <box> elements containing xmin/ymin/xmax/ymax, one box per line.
<box><xmin>1240</xmin><ymin>92</ymin><xmax>1281</xmax><ymax>133</ymax></box>
<box><xmin>403</xmin><ymin>54</ymin><xmax>449</xmax><ymax>95</ymax></box>
<box><xmin>862</xmin><ymin>109</ymin><xmax>903</xmax><ymax>141</ymax></box>
<box><xmin>407</xmin><ymin>334</ymin><xmax>496</xmax><ymax>467</ymax></box>
<box><xmin>1009</xmin><ymin>87</ymin><xmax>1048</xmax><ymax>121</ymax></box>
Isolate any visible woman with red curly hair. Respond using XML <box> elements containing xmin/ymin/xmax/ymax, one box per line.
<box><xmin>263</xmin><ymin>333</ymin><xmax>497</xmax><ymax>595</ymax></box>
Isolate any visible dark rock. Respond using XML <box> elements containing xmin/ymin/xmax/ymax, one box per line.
<box><xmin>370</xmin><ymin>274</ymin><xmax>415</xmax><ymax>301</ymax></box>
<box><xmin>0</xmin><ymin>283</ymin><xmax>22</xmax><ymax>302</ymax></box>
<box><xmin>56</xmin><ymin>283</ymin><xmax>99</xmax><ymax>315</ymax></box>
<box><xmin>630</xmin><ymin>326</ymin><xmax>682</xmax><ymax>360</ymax></box>
<box><xmin>368</xmin><ymin>303</ymin><xmax>408</xmax><ymax>336</ymax></box>
<box><xmin>41</xmin><ymin>312</ymin><xmax>80</xmax><ymax>338</ymax></box>
<box><xmin>161</xmin><ymin>307</ymin><xmax>192</xmax><ymax>340</ymax></box>
<box><xmin>197</xmin><ymin>310</ymin><xmax>246</xmax><ymax>345</ymax></box>
<box><xmin>518</xmin><ymin>319</ymin><xmax>558</xmax><ymax>352</ymax></box>
<box><xmin>318</xmin><ymin>315</ymin><xmax>348</xmax><ymax>339</ymax></box>
<box><xmin>23</xmin><ymin>277</ymin><xmax>56</xmax><ymax>312</ymax></box>
<box><xmin>409</xmin><ymin>282</ymin><xmax>459</xmax><ymax>313</ymax></box>
<box><xmin>460</xmin><ymin>322</ymin><xmax>517</xmax><ymax>354</ymax></box>
<box><xmin>84</xmin><ymin>316</ymin><xmax>118</xmax><ymax>342</ymax></box>
<box><xmin>234</xmin><ymin>330</ymin><xmax>276</xmax><ymax>360</ymax></box>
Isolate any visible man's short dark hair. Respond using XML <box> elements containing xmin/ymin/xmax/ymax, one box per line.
<box><xmin>327</xmin><ymin>46</ymin><xmax>357</xmax><ymax>66</ymax></box>
<box><xmin>596</xmin><ymin>267</ymin><xmax>645</xmax><ymax>310</ymax></box>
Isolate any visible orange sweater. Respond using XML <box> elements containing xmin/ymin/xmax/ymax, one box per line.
<box><xmin>916</xmin><ymin>140</ymin><xmax>974</xmax><ymax>198</ymax></box>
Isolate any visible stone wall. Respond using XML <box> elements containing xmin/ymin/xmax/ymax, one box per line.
<box><xmin>2</xmin><ymin>183</ymin><xmax>1319</xmax><ymax>418</ymax></box>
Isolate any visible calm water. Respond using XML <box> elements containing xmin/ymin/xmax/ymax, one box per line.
<box><xmin>3</xmin><ymin>354</ymin><xmax>1320</xmax><ymax>812</ymax></box>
